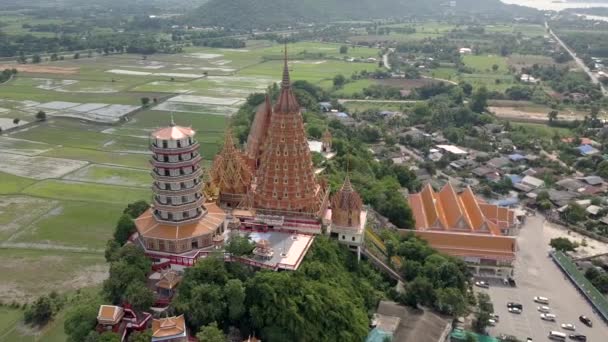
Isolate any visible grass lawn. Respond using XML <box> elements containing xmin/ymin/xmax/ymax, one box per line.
<box><xmin>13</xmin><ymin>200</ymin><xmax>123</xmax><ymax>249</ymax></box>
<box><xmin>22</xmin><ymin>180</ymin><xmax>151</xmax><ymax>205</ymax></box>
<box><xmin>424</xmin><ymin>67</ymin><xmax>459</xmax><ymax>81</ymax></box>
<box><xmin>0</xmin><ymin>172</ymin><xmax>36</xmax><ymax>195</ymax></box>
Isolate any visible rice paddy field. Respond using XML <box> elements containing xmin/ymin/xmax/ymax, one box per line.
<box><xmin>0</xmin><ymin>40</ymin><xmax>382</xmax><ymax>333</ymax></box>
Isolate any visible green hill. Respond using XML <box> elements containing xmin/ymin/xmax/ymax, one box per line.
<box><xmin>191</xmin><ymin>0</ymin><xmax>539</xmax><ymax>29</ymax></box>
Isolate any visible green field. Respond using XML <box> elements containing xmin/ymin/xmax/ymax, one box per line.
<box><xmin>22</xmin><ymin>180</ymin><xmax>151</xmax><ymax>204</ymax></box>
<box><xmin>463</xmin><ymin>55</ymin><xmax>508</xmax><ymax>73</ymax></box>
<box><xmin>12</xmin><ymin>200</ymin><xmax>123</xmax><ymax>249</ymax></box>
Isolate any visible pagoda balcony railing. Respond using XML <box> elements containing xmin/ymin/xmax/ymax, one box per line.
<box><xmin>151</xmin><ymin>167</ymin><xmax>202</xmax><ymax>182</ymax></box>
<box><xmin>153</xmin><ymin>184</ymin><xmax>201</xmax><ymax>196</ymax></box>
<box><xmin>149</xmin><ymin>155</ymin><xmax>202</xmax><ymax>169</ymax></box>
<box><xmin>153</xmin><ymin>196</ymin><xmax>205</xmax><ymax>212</ymax></box>
<box><xmin>151</xmin><ymin>142</ymin><xmax>199</xmax><ymax>155</ymax></box>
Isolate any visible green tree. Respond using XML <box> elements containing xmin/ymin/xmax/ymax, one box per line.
<box><xmin>99</xmin><ymin>332</ymin><xmax>121</xmax><ymax>342</ymax></box>
<box><xmin>333</xmin><ymin>74</ymin><xmax>346</xmax><ymax>88</ymax></box>
<box><xmin>597</xmin><ymin>161</ymin><xmax>608</xmax><ymax>179</ymax></box>
<box><xmin>114</xmin><ymin>214</ymin><xmax>136</xmax><ymax>245</ymax></box>
<box><xmin>307</xmin><ymin>125</ymin><xmax>323</xmax><ymax>139</ymax></box>
<box><xmin>128</xmin><ymin>330</ymin><xmax>152</xmax><ymax>342</ymax></box>
<box><xmin>124</xmin><ymin>282</ymin><xmax>154</xmax><ymax>312</ymax></box>
<box><xmin>472</xmin><ymin>292</ymin><xmax>492</xmax><ymax>333</ymax></box>
<box><xmin>404</xmin><ymin>276</ymin><xmax>435</xmax><ymax>307</ymax></box>
<box><xmin>123</xmin><ymin>200</ymin><xmax>149</xmax><ymax>218</ymax></box>
<box><xmin>548</xmin><ymin>110</ymin><xmax>559</xmax><ymax>123</ymax></box>
<box><xmin>64</xmin><ymin>302</ymin><xmax>99</xmax><ymax>342</ymax></box>
<box><xmin>339</xmin><ymin>45</ymin><xmax>348</xmax><ymax>54</ymax></box>
<box><xmin>36</xmin><ymin>110</ymin><xmax>47</xmax><ymax>121</ymax></box>
<box><xmin>225</xmin><ymin>235</ymin><xmax>255</xmax><ymax>256</ymax></box>
<box><xmin>74</xmin><ymin>53</ymin><xmax>80</xmax><ymax>59</ymax></box>
<box><xmin>550</xmin><ymin>237</ymin><xmax>577</xmax><ymax>252</ymax></box>
<box><xmin>470</xmin><ymin>86</ymin><xmax>488</xmax><ymax>113</ymax></box>
<box><xmin>196</xmin><ymin>322</ymin><xmax>226</xmax><ymax>342</ymax></box>
<box><xmin>185</xmin><ymin>283</ymin><xmax>226</xmax><ymax>327</ymax></box>
<box><xmin>492</xmin><ymin>64</ymin><xmax>499</xmax><ymax>72</ymax></box>
<box><xmin>84</xmin><ymin>331</ymin><xmax>100</xmax><ymax>342</ymax></box>
<box><xmin>141</xmin><ymin>97</ymin><xmax>151</xmax><ymax>107</ymax></box>
<box><xmin>561</xmin><ymin>203</ymin><xmax>587</xmax><ymax>224</ymax></box>
<box><xmin>434</xmin><ymin>287</ymin><xmax>467</xmax><ymax>316</ymax></box>
<box><xmin>224</xmin><ymin>279</ymin><xmax>246</xmax><ymax>322</ymax></box>
<box><xmin>24</xmin><ymin>295</ymin><xmax>53</xmax><ymax>325</ymax></box>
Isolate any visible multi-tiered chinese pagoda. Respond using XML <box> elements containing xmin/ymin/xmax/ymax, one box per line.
<box><xmin>134</xmin><ymin>122</ymin><xmax>226</xmax><ymax>254</ymax></box>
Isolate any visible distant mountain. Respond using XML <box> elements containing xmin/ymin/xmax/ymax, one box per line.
<box><xmin>190</xmin><ymin>0</ymin><xmax>538</xmax><ymax>29</ymax></box>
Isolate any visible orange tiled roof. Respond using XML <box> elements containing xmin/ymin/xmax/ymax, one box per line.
<box><xmin>156</xmin><ymin>270</ymin><xmax>182</xmax><ymax>290</ymax></box>
<box><xmin>413</xmin><ymin>230</ymin><xmax>516</xmax><ymax>261</ymax></box>
<box><xmin>97</xmin><ymin>305</ymin><xmax>124</xmax><ymax>325</ymax></box>
<box><xmin>408</xmin><ymin>183</ymin><xmax>513</xmax><ymax>236</ymax></box>
<box><xmin>152</xmin><ymin>315</ymin><xmax>186</xmax><ymax>338</ymax></box>
<box><xmin>135</xmin><ymin>204</ymin><xmax>226</xmax><ymax>240</ymax></box>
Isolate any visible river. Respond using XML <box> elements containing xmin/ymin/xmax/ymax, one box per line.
<box><xmin>501</xmin><ymin>0</ymin><xmax>608</xmax><ymax>11</ymax></box>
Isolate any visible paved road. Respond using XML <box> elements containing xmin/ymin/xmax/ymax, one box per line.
<box><xmin>477</xmin><ymin>215</ymin><xmax>608</xmax><ymax>341</ymax></box>
<box><xmin>546</xmin><ymin>21</ymin><xmax>607</xmax><ymax>96</ymax></box>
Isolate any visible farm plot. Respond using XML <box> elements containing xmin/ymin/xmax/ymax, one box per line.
<box><xmin>0</xmin><ymin>172</ymin><xmax>36</xmax><ymax>195</ymax></box>
<box><xmin>153</xmin><ymin>94</ymin><xmax>244</xmax><ymax>116</ymax></box>
<box><xmin>22</xmin><ymin>179</ymin><xmax>151</xmax><ymax>205</ymax></box>
<box><xmin>11</xmin><ymin>200</ymin><xmax>124</xmax><ymax>250</ymax></box>
<box><xmin>41</xmin><ymin>147</ymin><xmax>149</xmax><ymax>169</ymax></box>
<box><xmin>0</xmin><ymin>152</ymin><xmax>88</xmax><ymax>180</ymax></box>
<box><xmin>63</xmin><ymin>164</ymin><xmax>151</xmax><ymax>187</ymax></box>
<box><xmin>0</xmin><ymin>248</ymin><xmax>107</xmax><ymax>303</ymax></box>
<box><xmin>0</xmin><ymin>196</ymin><xmax>57</xmax><ymax>242</ymax></box>
<box><xmin>20</xmin><ymin>101</ymin><xmax>140</xmax><ymax>123</ymax></box>
<box><xmin>0</xmin><ymin>137</ymin><xmax>52</xmax><ymax>156</ymax></box>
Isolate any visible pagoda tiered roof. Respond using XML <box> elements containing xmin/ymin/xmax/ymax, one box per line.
<box><xmin>211</xmin><ymin>127</ymin><xmax>252</xmax><ymax>198</ymax></box>
<box><xmin>251</xmin><ymin>46</ymin><xmax>327</xmax><ymax>216</ymax></box>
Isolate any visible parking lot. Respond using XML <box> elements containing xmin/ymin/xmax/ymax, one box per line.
<box><xmin>475</xmin><ymin>215</ymin><xmax>608</xmax><ymax>341</ymax></box>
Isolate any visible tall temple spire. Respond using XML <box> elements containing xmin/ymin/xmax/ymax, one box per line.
<box><xmin>274</xmin><ymin>42</ymin><xmax>299</xmax><ymax>114</ymax></box>
<box><xmin>281</xmin><ymin>41</ymin><xmax>290</xmax><ymax>88</ymax></box>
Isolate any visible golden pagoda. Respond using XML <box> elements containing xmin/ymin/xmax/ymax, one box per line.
<box><xmin>211</xmin><ymin>127</ymin><xmax>253</xmax><ymax>208</ymax></box>
<box><xmin>252</xmin><ymin>46</ymin><xmax>328</xmax><ymax>217</ymax></box>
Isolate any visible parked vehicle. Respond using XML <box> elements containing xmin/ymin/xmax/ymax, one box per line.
<box><xmin>560</xmin><ymin>323</ymin><xmax>575</xmax><ymax>331</ymax></box>
<box><xmin>548</xmin><ymin>331</ymin><xmax>566</xmax><ymax>340</ymax></box>
<box><xmin>537</xmin><ymin>306</ymin><xmax>550</xmax><ymax>313</ymax></box>
<box><xmin>534</xmin><ymin>296</ymin><xmax>549</xmax><ymax>304</ymax></box>
<box><xmin>475</xmin><ymin>281</ymin><xmax>489</xmax><ymax>288</ymax></box>
<box><xmin>568</xmin><ymin>333</ymin><xmax>587</xmax><ymax>341</ymax></box>
<box><xmin>490</xmin><ymin>313</ymin><xmax>499</xmax><ymax>322</ymax></box>
<box><xmin>507</xmin><ymin>302</ymin><xmax>523</xmax><ymax>309</ymax></box>
<box><xmin>508</xmin><ymin>307</ymin><xmax>522</xmax><ymax>314</ymax></box>
<box><xmin>541</xmin><ymin>313</ymin><xmax>557</xmax><ymax>321</ymax></box>
<box><xmin>526</xmin><ymin>338</ymin><xmax>532</xmax><ymax>342</ymax></box>
<box><xmin>488</xmin><ymin>318</ymin><xmax>497</xmax><ymax>326</ymax></box>
<box><xmin>578</xmin><ymin>315</ymin><xmax>592</xmax><ymax>327</ymax></box>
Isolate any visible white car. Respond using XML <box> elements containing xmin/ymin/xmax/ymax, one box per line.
<box><xmin>540</xmin><ymin>313</ymin><xmax>556</xmax><ymax>321</ymax></box>
<box><xmin>488</xmin><ymin>318</ymin><xmax>497</xmax><ymax>326</ymax></box>
<box><xmin>475</xmin><ymin>281</ymin><xmax>490</xmax><ymax>288</ymax></box>
<box><xmin>534</xmin><ymin>296</ymin><xmax>549</xmax><ymax>304</ymax></box>
<box><xmin>526</xmin><ymin>338</ymin><xmax>533</xmax><ymax>342</ymax></box>
<box><xmin>537</xmin><ymin>306</ymin><xmax>550</xmax><ymax>313</ymax></box>
<box><xmin>490</xmin><ymin>313</ymin><xmax>499</xmax><ymax>322</ymax></box>
<box><xmin>561</xmin><ymin>323</ymin><xmax>576</xmax><ymax>331</ymax></box>
<box><xmin>508</xmin><ymin>307</ymin><xmax>522</xmax><ymax>314</ymax></box>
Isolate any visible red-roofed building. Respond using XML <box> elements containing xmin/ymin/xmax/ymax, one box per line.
<box><xmin>408</xmin><ymin>183</ymin><xmax>518</xmax><ymax>277</ymax></box>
